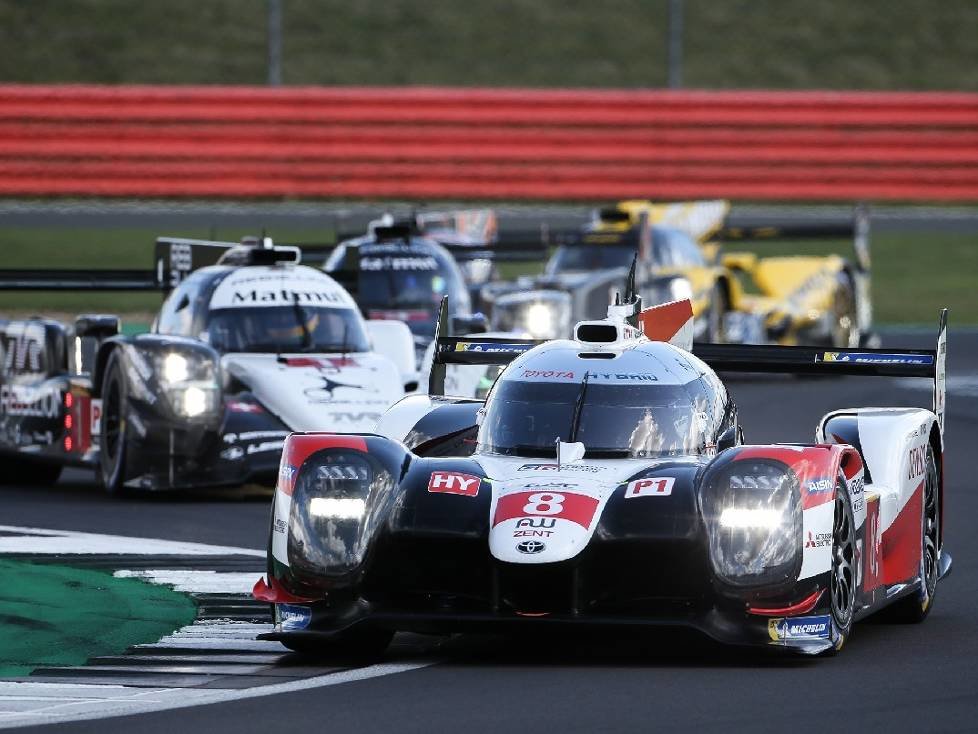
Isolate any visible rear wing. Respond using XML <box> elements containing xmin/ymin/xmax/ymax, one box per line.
<box><xmin>0</xmin><ymin>237</ymin><xmax>299</xmax><ymax>294</ymax></box>
<box><xmin>694</xmin><ymin>307</ymin><xmax>947</xmax><ymax>433</ymax></box>
<box><xmin>720</xmin><ymin>205</ymin><xmax>871</xmax><ymax>275</ymax></box>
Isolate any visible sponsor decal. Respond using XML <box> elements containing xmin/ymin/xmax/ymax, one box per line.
<box><xmin>907</xmin><ymin>445</ymin><xmax>927</xmax><ymax>482</ymax></box>
<box><xmin>223</xmin><ymin>429</ymin><xmax>289</xmax><ymax>443</ymax></box>
<box><xmin>585</xmin><ymin>372</ymin><xmax>658</xmax><ymax>382</ymax></box>
<box><xmin>231</xmin><ymin>289</ymin><xmax>344</xmax><ymax>306</ymax></box>
<box><xmin>848</xmin><ymin>475</ymin><xmax>864</xmax><ymax>496</ymax></box>
<box><xmin>768</xmin><ymin>614</ymin><xmax>831</xmax><ymax>642</ymax></box>
<box><xmin>327</xmin><ymin>411</ymin><xmax>383</xmax><ymax>423</ymax></box>
<box><xmin>2</xmin><ymin>324</ymin><xmax>44</xmax><ymax>375</ymax></box>
<box><xmin>360</xmin><ymin>255</ymin><xmax>438</xmax><ymax>271</ymax></box>
<box><xmin>516</xmin><ymin>540</ymin><xmax>546</xmax><ymax>554</ymax></box>
<box><xmin>805</xmin><ymin>531</ymin><xmax>832</xmax><ymax>549</ymax></box>
<box><xmin>428</xmin><ymin>471</ymin><xmax>482</xmax><ymax>497</ymax></box>
<box><xmin>90</xmin><ymin>398</ymin><xmax>102</xmax><ymax>434</ymax></box>
<box><xmin>521</xmin><ymin>369</ymin><xmax>575</xmax><ymax>380</ymax></box>
<box><xmin>227</xmin><ymin>400</ymin><xmax>264</xmax><ymax>413</ymax></box>
<box><xmin>807</xmin><ymin>478</ymin><xmax>833</xmax><ymax>493</ymax></box>
<box><xmin>493</xmin><ymin>491</ymin><xmax>600</xmax><ymax>530</ymax></box>
<box><xmin>517</xmin><ymin>463</ymin><xmax>601</xmax><ymax>474</ymax></box>
<box><xmin>853</xmin><ymin>497</ymin><xmax>865</xmax><ymax>513</ymax></box>
<box><xmin>305</xmin><ymin>376</ymin><xmax>375</xmax><ymax>403</ymax></box>
<box><xmin>278</xmin><ymin>463</ymin><xmax>297</xmax><ymax>491</ymax></box>
<box><xmin>516</xmin><ymin>518</ymin><xmax>556</xmax><ymax>528</ymax></box>
<box><xmin>246</xmin><ymin>440</ymin><xmax>285</xmax><ymax>455</ymax></box>
<box><xmin>513</xmin><ymin>530</ymin><xmax>553</xmax><ymax>538</ymax></box>
<box><xmin>278</xmin><ymin>604</ymin><xmax>312</xmax><ymax>631</ymax></box>
<box><xmin>820</xmin><ymin>351</ymin><xmax>934</xmax><ymax>366</ymax></box>
<box><xmin>521</xmin><ymin>482</ymin><xmax>577</xmax><ymax>490</ymax></box>
<box><xmin>455</xmin><ymin>342</ymin><xmax>534</xmax><ymax>354</ymax></box>
<box><xmin>624</xmin><ymin>477</ymin><xmax>675</xmax><ymax>498</ymax></box>
<box><xmin>273</xmin><ymin>517</ymin><xmax>288</xmax><ymax>535</ymax></box>
<box><xmin>0</xmin><ymin>384</ymin><xmax>60</xmax><ymax>418</ymax></box>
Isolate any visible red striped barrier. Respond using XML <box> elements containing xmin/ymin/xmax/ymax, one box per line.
<box><xmin>0</xmin><ymin>84</ymin><xmax>976</xmax><ymax>201</ymax></box>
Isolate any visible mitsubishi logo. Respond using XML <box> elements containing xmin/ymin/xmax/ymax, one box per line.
<box><xmin>516</xmin><ymin>540</ymin><xmax>546</xmax><ymax>554</ymax></box>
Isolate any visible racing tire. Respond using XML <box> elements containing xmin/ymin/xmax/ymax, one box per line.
<box><xmin>99</xmin><ymin>350</ymin><xmax>129</xmax><ymax>494</ymax></box>
<box><xmin>281</xmin><ymin>627</ymin><xmax>394</xmax><ymax>661</ymax></box>
<box><xmin>0</xmin><ymin>456</ymin><xmax>62</xmax><ymax>486</ymax></box>
<box><xmin>879</xmin><ymin>445</ymin><xmax>940</xmax><ymax>623</ymax></box>
<box><xmin>826</xmin><ymin>474</ymin><xmax>857</xmax><ymax>654</ymax></box>
<box><xmin>706</xmin><ymin>283</ymin><xmax>728</xmax><ymax>344</ymax></box>
<box><xmin>830</xmin><ymin>271</ymin><xmax>860</xmax><ymax>349</ymax></box>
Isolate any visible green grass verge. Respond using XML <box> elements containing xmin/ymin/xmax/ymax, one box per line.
<box><xmin>0</xmin><ymin>0</ymin><xmax>975</xmax><ymax>90</ymax></box>
<box><xmin>0</xmin><ymin>226</ymin><xmax>974</xmax><ymax>324</ymax></box>
<box><xmin>0</xmin><ymin>559</ymin><xmax>196</xmax><ymax>677</ymax></box>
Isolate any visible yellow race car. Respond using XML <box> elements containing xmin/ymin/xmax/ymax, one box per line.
<box><xmin>593</xmin><ymin>200</ymin><xmax>874</xmax><ymax>347</ymax></box>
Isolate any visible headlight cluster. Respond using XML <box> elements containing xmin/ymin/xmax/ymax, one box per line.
<box><xmin>288</xmin><ymin>450</ymin><xmax>393</xmax><ymax>582</ymax></box>
<box><xmin>155</xmin><ymin>350</ymin><xmax>220</xmax><ymax>418</ymax></box>
<box><xmin>491</xmin><ymin>292</ymin><xmax>572</xmax><ymax>340</ymax></box>
<box><xmin>700</xmin><ymin>458</ymin><xmax>802</xmax><ymax>587</ymax></box>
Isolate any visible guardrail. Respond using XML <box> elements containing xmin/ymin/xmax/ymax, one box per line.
<box><xmin>1</xmin><ymin>85</ymin><xmax>976</xmax><ymax>201</ymax></box>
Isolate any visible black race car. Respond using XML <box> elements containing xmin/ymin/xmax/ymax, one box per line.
<box><xmin>0</xmin><ymin>239</ymin><xmax>414</xmax><ymax>492</ymax></box>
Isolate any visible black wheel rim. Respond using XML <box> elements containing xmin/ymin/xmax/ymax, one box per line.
<box><xmin>923</xmin><ymin>454</ymin><xmax>939</xmax><ymax>597</ymax></box>
<box><xmin>831</xmin><ymin>492</ymin><xmax>855</xmax><ymax>627</ymax></box>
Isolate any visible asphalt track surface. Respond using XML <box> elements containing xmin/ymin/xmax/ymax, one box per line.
<box><xmin>5</xmin><ymin>328</ymin><xmax>977</xmax><ymax>734</ymax></box>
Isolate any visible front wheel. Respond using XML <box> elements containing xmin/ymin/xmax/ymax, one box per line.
<box><xmin>282</xmin><ymin>627</ymin><xmax>394</xmax><ymax>662</ymax></box>
<box><xmin>99</xmin><ymin>351</ymin><xmax>129</xmax><ymax>494</ymax></box>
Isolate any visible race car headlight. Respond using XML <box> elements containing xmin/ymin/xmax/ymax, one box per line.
<box><xmin>287</xmin><ymin>450</ymin><xmax>394</xmax><ymax>583</ymax></box>
<box><xmin>153</xmin><ymin>350</ymin><xmax>220</xmax><ymax>418</ymax></box>
<box><xmin>491</xmin><ymin>293</ymin><xmax>571</xmax><ymax>340</ymax></box>
<box><xmin>700</xmin><ymin>458</ymin><xmax>802</xmax><ymax>587</ymax></box>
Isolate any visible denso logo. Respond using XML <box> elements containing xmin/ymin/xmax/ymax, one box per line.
<box><xmin>908</xmin><ymin>445</ymin><xmax>927</xmax><ymax>482</ymax></box>
<box><xmin>428</xmin><ymin>471</ymin><xmax>481</xmax><ymax>497</ymax></box>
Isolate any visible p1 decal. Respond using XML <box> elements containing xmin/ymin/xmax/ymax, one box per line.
<box><xmin>624</xmin><ymin>477</ymin><xmax>675</xmax><ymax>498</ymax></box>
<box><xmin>428</xmin><ymin>471</ymin><xmax>482</xmax><ymax>497</ymax></box>
<box><xmin>493</xmin><ymin>491</ymin><xmax>600</xmax><ymax>530</ymax></box>
<box><xmin>90</xmin><ymin>399</ymin><xmax>102</xmax><ymax>434</ymax></box>
<box><xmin>767</xmin><ymin>614</ymin><xmax>831</xmax><ymax>642</ymax></box>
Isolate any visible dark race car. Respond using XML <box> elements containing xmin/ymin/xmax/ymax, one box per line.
<box><xmin>324</xmin><ymin>222</ymin><xmax>481</xmax><ymax>367</ymax></box>
<box><xmin>0</xmin><ymin>239</ymin><xmax>415</xmax><ymax>492</ymax></box>
<box><xmin>254</xmin><ymin>285</ymin><xmax>950</xmax><ymax>657</ymax></box>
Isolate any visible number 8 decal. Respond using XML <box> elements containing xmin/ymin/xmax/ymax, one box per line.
<box><xmin>522</xmin><ymin>492</ymin><xmax>565</xmax><ymax>515</ymax></box>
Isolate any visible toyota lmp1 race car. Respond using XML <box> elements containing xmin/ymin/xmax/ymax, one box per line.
<box><xmin>255</xmin><ymin>283</ymin><xmax>950</xmax><ymax>657</ymax></box>
<box><xmin>0</xmin><ymin>238</ymin><xmax>416</xmax><ymax>492</ymax></box>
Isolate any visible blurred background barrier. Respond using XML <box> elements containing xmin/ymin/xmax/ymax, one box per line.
<box><xmin>1</xmin><ymin>85</ymin><xmax>977</xmax><ymax>201</ymax></box>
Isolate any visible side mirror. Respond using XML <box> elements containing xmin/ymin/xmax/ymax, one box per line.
<box><xmin>716</xmin><ymin>425</ymin><xmax>742</xmax><ymax>453</ymax></box>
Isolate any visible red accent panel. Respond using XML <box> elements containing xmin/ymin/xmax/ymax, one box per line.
<box><xmin>748</xmin><ymin>589</ymin><xmax>824</xmax><ymax>617</ymax></box>
<box><xmin>252</xmin><ymin>575</ymin><xmax>316</xmax><ymax>603</ymax></box>
<box><xmin>733</xmin><ymin>444</ymin><xmax>842</xmax><ymax>510</ymax></box>
<box><xmin>639</xmin><ymin>300</ymin><xmax>693</xmax><ymax>342</ymax></box>
<box><xmin>278</xmin><ymin>433</ymin><xmax>369</xmax><ymax>497</ymax></box>
<box><xmin>882</xmin><ymin>482</ymin><xmax>924</xmax><ymax>585</ymax></box>
<box><xmin>493</xmin><ymin>491</ymin><xmax>600</xmax><ymax>530</ymax></box>
<box><xmin>863</xmin><ymin>497</ymin><xmax>883</xmax><ymax>593</ymax></box>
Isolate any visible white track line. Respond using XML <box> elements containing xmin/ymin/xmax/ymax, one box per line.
<box><xmin>0</xmin><ymin>525</ymin><xmax>263</xmax><ymax>557</ymax></box>
<box><xmin>0</xmin><ymin>661</ymin><xmax>438</xmax><ymax>728</ymax></box>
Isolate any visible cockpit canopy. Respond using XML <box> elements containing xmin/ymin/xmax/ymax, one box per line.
<box><xmin>476</xmin><ymin>343</ymin><xmax>725</xmax><ymax>460</ymax></box>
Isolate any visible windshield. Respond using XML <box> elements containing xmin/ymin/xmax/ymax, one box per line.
<box><xmin>204</xmin><ymin>306</ymin><xmax>370</xmax><ymax>354</ymax></box>
<box><xmin>478</xmin><ymin>378</ymin><xmax>711</xmax><ymax>459</ymax></box>
<box><xmin>546</xmin><ymin>245</ymin><xmax>635</xmax><ymax>274</ymax></box>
